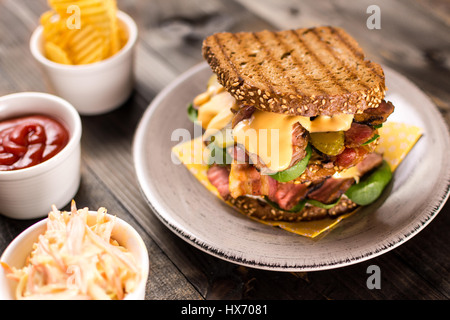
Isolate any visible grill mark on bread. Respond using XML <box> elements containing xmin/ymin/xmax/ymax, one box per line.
<box><xmin>244</xmin><ymin>32</ymin><xmax>278</xmax><ymax>107</ymax></box>
<box><xmin>251</xmin><ymin>31</ymin><xmax>306</xmax><ymax>105</ymax></box>
<box><xmin>264</xmin><ymin>31</ymin><xmax>305</xmax><ymax>97</ymax></box>
<box><xmin>269</xmin><ymin>30</ymin><xmax>321</xmax><ymax>97</ymax></box>
<box><xmin>332</xmin><ymin>26</ymin><xmax>384</xmax><ymax>83</ymax></box>
<box><xmin>318</xmin><ymin>26</ymin><xmax>385</xmax><ymax>109</ymax></box>
<box><xmin>212</xmin><ymin>33</ymin><xmax>243</xmax><ymax>90</ymax></box>
<box><xmin>309</xmin><ymin>27</ymin><xmax>370</xmax><ymax>92</ymax></box>
<box><xmin>332</xmin><ymin>26</ymin><xmax>365</xmax><ymax>60</ymax></box>
<box><xmin>291</xmin><ymin>29</ymin><xmax>351</xmax><ymax>95</ymax></box>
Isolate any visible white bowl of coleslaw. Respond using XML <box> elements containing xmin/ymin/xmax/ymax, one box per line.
<box><xmin>0</xmin><ymin>204</ymin><xmax>149</xmax><ymax>300</ymax></box>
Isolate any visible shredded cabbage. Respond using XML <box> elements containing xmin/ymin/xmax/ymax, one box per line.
<box><xmin>3</xmin><ymin>202</ymin><xmax>140</xmax><ymax>300</ymax></box>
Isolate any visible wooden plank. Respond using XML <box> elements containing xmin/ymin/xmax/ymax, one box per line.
<box><xmin>0</xmin><ymin>0</ymin><xmax>449</xmax><ymax>300</ymax></box>
<box><xmin>0</xmin><ymin>1</ymin><xmax>46</xmax><ymax>94</ymax></box>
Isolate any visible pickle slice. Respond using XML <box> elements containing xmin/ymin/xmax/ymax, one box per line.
<box><xmin>310</xmin><ymin>131</ymin><xmax>345</xmax><ymax>156</ymax></box>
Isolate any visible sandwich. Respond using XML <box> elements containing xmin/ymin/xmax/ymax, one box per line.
<box><xmin>188</xmin><ymin>26</ymin><xmax>395</xmax><ymax>222</ymax></box>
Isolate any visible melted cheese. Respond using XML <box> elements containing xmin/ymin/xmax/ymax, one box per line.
<box><xmin>228</xmin><ymin>164</ymin><xmax>247</xmax><ymax>198</ymax></box>
<box><xmin>232</xmin><ymin>111</ymin><xmax>294</xmax><ymax>172</ymax></box>
<box><xmin>206</xmin><ymin>75</ymin><xmax>224</xmax><ymax>95</ymax></box>
<box><xmin>332</xmin><ymin>165</ymin><xmax>361</xmax><ymax>183</ymax></box>
<box><xmin>232</xmin><ymin>110</ymin><xmax>354</xmax><ymax>172</ymax></box>
<box><xmin>203</xmin><ymin>109</ymin><xmax>234</xmax><ymax>148</ymax></box>
<box><xmin>196</xmin><ymin>75</ymin><xmax>234</xmax><ymax>131</ymax></box>
<box><xmin>195</xmin><ymin>75</ymin><xmax>354</xmax><ymax>172</ymax></box>
<box><xmin>297</xmin><ymin>114</ymin><xmax>354</xmax><ymax>133</ymax></box>
<box><xmin>197</xmin><ymin>91</ymin><xmax>235</xmax><ymax>130</ymax></box>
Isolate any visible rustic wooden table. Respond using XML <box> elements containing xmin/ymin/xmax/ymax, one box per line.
<box><xmin>0</xmin><ymin>0</ymin><xmax>449</xmax><ymax>301</ymax></box>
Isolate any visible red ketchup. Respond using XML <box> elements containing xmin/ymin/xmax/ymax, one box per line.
<box><xmin>0</xmin><ymin>115</ymin><xmax>69</xmax><ymax>171</ymax></box>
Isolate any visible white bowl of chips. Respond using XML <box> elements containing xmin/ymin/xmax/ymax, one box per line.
<box><xmin>30</xmin><ymin>8</ymin><xmax>138</xmax><ymax>115</ymax></box>
<box><xmin>0</xmin><ymin>204</ymin><xmax>149</xmax><ymax>300</ymax></box>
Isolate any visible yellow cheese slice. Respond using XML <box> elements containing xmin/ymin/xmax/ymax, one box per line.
<box><xmin>376</xmin><ymin>122</ymin><xmax>423</xmax><ymax>171</ymax></box>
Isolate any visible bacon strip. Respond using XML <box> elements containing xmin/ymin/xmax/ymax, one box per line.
<box><xmin>344</xmin><ymin>122</ymin><xmax>376</xmax><ymax>148</ymax></box>
<box><xmin>267</xmin><ymin>182</ymin><xmax>309</xmax><ymax>210</ymax></box>
<box><xmin>207</xmin><ymin>165</ymin><xmax>231</xmax><ymax>199</ymax></box>
<box><xmin>207</xmin><ymin>153</ymin><xmax>384</xmax><ymax>211</ymax></box>
<box><xmin>307</xmin><ymin>178</ymin><xmax>354</xmax><ymax>204</ymax></box>
<box><xmin>308</xmin><ymin>152</ymin><xmax>384</xmax><ymax>204</ymax></box>
<box><xmin>356</xmin><ymin>152</ymin><xmax>383</xmax><ymax>175</ymax></box>
<box><xmin>228</xmin><ymin>163</ymin><xmax>274</xmax><ymax>199</ymax></box>
<box><xmin>211</xmin><ymin>163</ymin><xmax>311</xmax><ymax>211</ymax></box>
<box><xmin>335</xmin><ymin>147</ymin><xmax>368</xmax><ymax>169</ymax></box>
<box><xmin>232</xmin><ymin>105</ymin><xmax>255</xmax><ymax>128</ymax></box>
<box><xmin>354</xmin><ymin>100</ymin><xmax>395</xmax><ymax>125</ymax></box>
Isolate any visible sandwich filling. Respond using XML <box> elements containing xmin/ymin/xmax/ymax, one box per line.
<box><xmin>191</xmin><ymin>75</ymin><xmax>394</xmax><ymax>215</ymax></box>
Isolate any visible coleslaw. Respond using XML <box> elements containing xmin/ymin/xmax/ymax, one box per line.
<box><xmin>2</xmin><ymin>202</ymin><xmax>140</xmax><ymax>300</ymax></box>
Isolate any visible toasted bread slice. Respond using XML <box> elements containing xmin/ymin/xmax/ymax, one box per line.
<box><xmin>202</xmin><ymin>26</ymin><xmax>386</xmax><ymax>117</ymax></box>
<box><xmin>229</xmin><ymin>196</ymin><xmax>358</xmax><ymax>222</ymax></box>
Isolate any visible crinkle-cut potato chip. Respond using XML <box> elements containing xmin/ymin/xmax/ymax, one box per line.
<box><xmin>105</xmin><ymin>0</ymin><xmax>121</xmax><ymax>55</ymax></box>
<box><xmin>40</xmin><ymin>10</ymin><xmax>54</xmax><ymax>26</ymax></box>
<box><xmin>118</xmin><ymin>21</ymin><xmax>128</xmax><ymax>47</ymax></box>
<box><xmin>74</xmin><ymin>38</ymin><xmax>105</xmax><ymax>64</ymax></box>
<box><xmin>40</xmin><ymin>0</ymin><xmax>127</xmax><ymax>65</ymax></box>
<box><xmin>67</xmin><ymin>24</ymin><xmax>107</xmax><ymax>64</ymax></box>
<box><xmin>41</xmin><ymin>13</ymin><xmax>67</xmax><ymax>43</ymax></box>
<box><xmin>44</xmin><ymin>41</ymin><xmax>72</xmax><ymax>65</ymax></box>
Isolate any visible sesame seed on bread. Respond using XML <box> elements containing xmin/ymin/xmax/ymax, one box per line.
<box><xmin>202</xmin><ymin>26</ymin><xmax>386</xmax><ymax>117</ymax></box>
<box><xmin>229</xmin><ymin>196</ymin><xmax>358</xmax><ymax>222</ymax></box>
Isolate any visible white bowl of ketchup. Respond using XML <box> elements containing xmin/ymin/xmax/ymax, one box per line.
<box><xmin>0</xmin><ymin>92</ymin><xmax>82</xmax><ymax>219</ymax></box>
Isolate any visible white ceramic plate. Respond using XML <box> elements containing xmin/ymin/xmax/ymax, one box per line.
<box><xmin>133</xmin><ymin>62</ymin><xmax>450</xmax><ymax>272</ymax></box>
